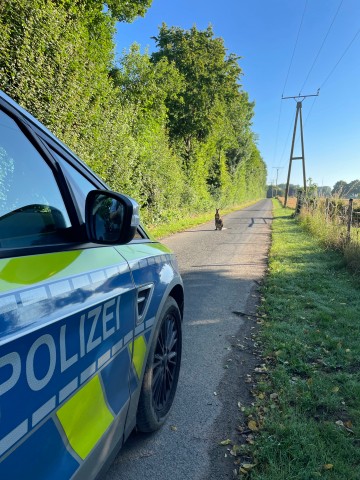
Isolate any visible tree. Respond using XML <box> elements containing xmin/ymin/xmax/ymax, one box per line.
<box><xmin>53</xmin><ymin>0</ymin><xmax>153</xmax><ymax>22</ymax></box>
<box><xmin>0</xmin><ymin>1</ymin><xmax>266</xmax><ymax>223</ymax></box>
<box><xmin>224</xmin><ymin>92</ymin><xmax>255</xmax><ymax>174</ymax></box>
<box><xmin>346</xmin><ymin>180</ymin><xmax>360</xmax><ymax>198</ymax></box>
<box><xmin>105</xmin><ymin>0</ymin><xmax>152</xmax><ymax>21</ymax></box>
<box><xmin>306</xmin><ymin>178</ymin><xmax>318</xmax><ymax>198</ymax></box>
<box><xmin>110</xmin><ymin>44</ymin><xmax>183</xmax><ymax>120</ymax></box>
<box><xmin>274</xmin><ymin>183</ymin><xmax>299</xmax><ymax>197</ymax></box>
<box><xmin>151</xmin><ymin>24</ymin><xmax>242</xmax><ymax>165</ymax></box>
<box><xmin>332</xmin><ymin>180</ymin><xmax>348</xmax><ymax>197</ymax></box>
<box><xmin>110</xmin><ymin>45</ymin><xmax>185</xmax><ymax>221</ymax></box>
<box><xmin>317</xmin><ymin>186</ymin><xmax>332</xmax><ymax>197</ymax></box>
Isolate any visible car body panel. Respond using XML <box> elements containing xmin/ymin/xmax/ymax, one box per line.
<box><xmin>0</xmin><ymin>245</ymin><xmax>136</xmax><ymax>479</ymax></box>
<box><xmin>0</xmin><ymin>89</ymin><xmax>184</xmax><ymax>479</ymax></box>
<box><xmin>115</xmin><ymin>243</ymin><xmax>183</xmax><ymax>440</ymax></box>
<box><xmin>0</xmin><ymin>244</ymin><xmax>182</xmax><ymax>479</ymax></box>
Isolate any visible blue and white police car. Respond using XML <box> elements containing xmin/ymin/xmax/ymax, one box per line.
<box><xmin>0</xmin><ymin>90</ymin><xmax>184</xmax><ymax>479</ymax></box>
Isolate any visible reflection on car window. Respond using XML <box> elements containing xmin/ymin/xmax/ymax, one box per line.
<box><xmin>51</xmin><ymin>148</ymin><xmax>145</xmax><ymax>240</ymax></box>
<box><xmin>93</xmin><ymin>196</ymin><xmax>124</xmax><ymax>242</ymax></box>
<box><xmin>50</xmin><ymin>149</ymin><xmax>96</xmax><ymax>222</ymax></box>
<box><xmin>0</xmin><ymin>110</ymin><xmax>71</xmax><ymax>248</ymax></box>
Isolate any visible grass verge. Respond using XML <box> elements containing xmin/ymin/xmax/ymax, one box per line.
<box><xmin>298</xmin><ymin>208</ymin><xmax>360</xmax><ymax>275</ymax></box>
<box><xmin>147</xmin><ymin>199</ymin><xmax>262</xmax><ymax>239</ymax></box>
<box><xmin>245</xmin><ymin>200</ymin><xmax>360</xmax><ymax>479</ymax></box>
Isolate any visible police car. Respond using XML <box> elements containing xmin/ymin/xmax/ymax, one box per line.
<box><xmin>0</xmin><ymin>90</ymin><xmax>184</xmax><ymax>479</ymax></box>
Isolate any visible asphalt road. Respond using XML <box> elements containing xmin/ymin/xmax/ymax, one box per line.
<box><xmin>104</xmin><ymin>198</ymin><xmax>272</xmax><ymax>480</ymax></box>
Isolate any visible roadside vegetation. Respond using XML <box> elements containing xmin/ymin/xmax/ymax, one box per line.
<box><xmin>277</xmin><ymin>196</ymin><xmax>360</xmax><ymax>274</ymax></box>
<box><xmin>298</xmin><ymin>198</ymin><xmax>360</xmax><ymax>275</ymax></box>
<box><xmin>240</xmin><ymin>200</ymin><xmax>360</xmax><ymax>479</ymax></box>
<box><xmin>0</xmin><ymin>0</ymin><xmax>266</xmax><ymax>228</ymax></box>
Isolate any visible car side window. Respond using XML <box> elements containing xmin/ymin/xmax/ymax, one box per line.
<box><xmin>50</xmin><ymin>149</ymin><xmax>145</xmax><ymax>240</ymax></box>
<box><xmin>49</xmin><ymin>148</ymin><xmax>96</xmax><ymax>222</ymax></box>
<box><xmin>0</xmin><ymin>110</ymin><xmax>72</xmax><ymax>249</ymax></box>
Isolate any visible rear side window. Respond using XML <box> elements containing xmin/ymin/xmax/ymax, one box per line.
<box><xmin>0</xmin><ymin>110</ymin><xmax>71</xmax><ymax>249</ymax></box>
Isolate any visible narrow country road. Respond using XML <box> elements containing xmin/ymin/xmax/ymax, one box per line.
<box><xmin>103</xmin><ymin>198</ymin><xmax>272</xmax><ymax>480</ymax></box>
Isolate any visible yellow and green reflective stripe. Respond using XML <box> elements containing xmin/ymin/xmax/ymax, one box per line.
<box><xmin>56</xmin><ymin>375</ymin><xmax>114</xmax><ymax>460</ymax></box>
<box><xmin>0</xmin><ymin>247</ymin><xmax>123</xmax><ymax>292</ymax></box>
<box><xmin>115</xmin><ymin>242</ymin><xmax>171</xmax><ymax>262</ymax></box>
<box><xmin>129</xmin><ymin>335</ymin><xmax>147</xmax><ymax>378</ymax></box>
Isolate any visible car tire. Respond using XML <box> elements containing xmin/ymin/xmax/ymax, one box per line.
<box><xmin>137</xmin><ymin>296</ymin><xmax>182</xmax><ymax>432</ymax></box>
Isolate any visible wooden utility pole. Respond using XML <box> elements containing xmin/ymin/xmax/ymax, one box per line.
<box><xmin>282</xmin><ymin>91</ymin><xmax>319</xmax><ymax>206</ymax></box>
<box><xmin>272</xmin><ymin>166</ymin><xmax>283</xmax><ymax>197</ymax></box>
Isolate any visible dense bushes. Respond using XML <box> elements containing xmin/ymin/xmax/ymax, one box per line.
<box><xmin>0</xmin><ymin>0</ymin><xmax>266</xmax><ymax>225</ymax></box>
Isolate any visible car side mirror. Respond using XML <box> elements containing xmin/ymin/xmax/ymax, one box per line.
<box><xmin>85</xmin><ymin>190</ymin><xmax>140</xmax><ymax>245</ymax></box>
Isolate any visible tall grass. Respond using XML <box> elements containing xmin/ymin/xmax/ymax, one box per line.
<box><xmin>344</xmin><ymin>240</ymin><xmax>360</xmax><ymax>274</ymax></box>
<box><xmin>298</xmin><ymin>199</ymin><xmax>360</xmax><ymax>274</ymax></box>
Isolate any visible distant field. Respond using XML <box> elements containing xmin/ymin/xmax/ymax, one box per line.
<box><xmin>277</xmin><ymin>196</ymin><xmax>296</xmax><ymax>209</ymax></box>
<box><xmin>315</xmin><ymin>197</ymin><xmax>360</xmax><ymax>209</ymax></box>
<box><xmin>277</xmin><ymin>196</ymin><xmax>360</xmax><ymax>210</ymax></box>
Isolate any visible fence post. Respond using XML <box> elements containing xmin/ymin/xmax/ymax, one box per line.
<box><xmin>295</xmin><ymin>189</ymin><xmax>303</xmax><ymax>216</ymax></box>
<box><xmin>347</xmin><ymin>198</ymin><xmax>353</xmax><ymax>243</ymax></box>
<box><xmin>325</xmin><ymin>198</ymin><xmax>329</xmax><ymax>220</ymax></box>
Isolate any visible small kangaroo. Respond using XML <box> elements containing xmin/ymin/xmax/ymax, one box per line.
<box><xmin>215</xmin><ymin>209</ymin><xmax>223</xmax><ymax>230</ymax></box>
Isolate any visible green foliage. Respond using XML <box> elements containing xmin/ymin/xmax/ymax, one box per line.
<box><xmin>332</xmin><ymin>180</ymin><xmax>349</xmax><ymax>197</ymax></box>
<box><xmin>266</xmin><ymin>183</ymin><xmax>300</xmax><ymax>198</ymax></box>
<box><xmin>52</xmin><ymin>0</ymin><xmax>153</xmax><ymax>22</ymax></box>
<box><xmin>318</xmin><ymin>185</ymin><xmax>332</xmax><ymax>197</ymax></box>
<box><xmin>0</xmin><ymin>0</ymin><xmax>116</xmax><ymax>151</ymax></box>
<box><xmin>109</xmin><ymin>45</ymin><xmax>185</xmax><ymax>223</ymax></box>
<box><xmin>332</xmin><ymin>179</ymin><xmax>360</xmax><ymax>198</ymax></box>
<box><xmin>110</xmin><ymin>44</ymin><xmax>183</xmax><ymax>117</ymax></box>
<box><xmin>0</xmin><ymin>3</ymin><xmax>266</xmax><ymax>227</ymax></box>
<box><xmin>298</xmin><ymin>199</ymin><xmax>360</xmax><ymax>274</ymax></box>
<box><xmin>151</xmin><ymin>24</ymin><xmax>266</xmax><ymax>209</ymax></box>
<box><xmin>151</xmin><ymin>24</ymin><xmax>242</xmax><ymax>161</ymax></box>
<box><xmin>104</xmin><ymin>0</ymin><xmax>153</xmax><ymax>22</ymax></box>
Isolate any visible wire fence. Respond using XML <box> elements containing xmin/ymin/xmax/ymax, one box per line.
<box><xmin>297</xmin><ymin>196</ymin><xmax>360</xmax><ymax>247</ymax></box>
<box><xmin>276</xmin><ymin>195</ymin><xmax>360</xmax><ymax>273</ymax></box>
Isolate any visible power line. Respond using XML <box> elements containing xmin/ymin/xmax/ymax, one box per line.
<box><xmin>320</xmin><ymin>27</ymin><xmax>360</xmax><ymax>89</ymax></box>
<box><xmin>282</xmin><ymin>0</ymin><xmax>308</xmax><ymax>96</ymax></box>
<box><xmin>304</xmin><ymin>26</ymin><xmax>360</xmax><ymax>125</ymax></box>
<box><xmin>304</xmin><ymin>95</ymin><xmax>318</xmax><ymax>126</ymax></box>
<box><xmin>299</xmin><ymin>0</ymin><xmax>344</xmax><ymax>94</ymax></box>
<box><xmin>274</xmin><ymin>0</ymin><xmax>308</xmax><ymax>174</ymax></box>
<box><xmin>276</xmin><ymin>0</ymin><xmax>308</xmax><ymax>179</ymax></box>
<box><xmin>279</xmin><ymin>109</ymin><xmax>296</xmax><ymax>166</ymax></box>
<box><xmin>272</xmin><ymin>166</ymin><xmax>283</xmax><ymax>196</ymax></box>
<box><xmin>272</xmin><ymin>100</ymin><xmax>283</xmax><ymax>166</ymax></box>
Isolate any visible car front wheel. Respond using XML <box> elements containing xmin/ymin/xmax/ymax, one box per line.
<box><xmin>137</xmin><ymin>296</ymin><xmax>182</xmax><ymax>432</ymax></box>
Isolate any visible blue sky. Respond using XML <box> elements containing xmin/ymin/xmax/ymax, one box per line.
<box><xmin>114</xmin><ymin>0</ymin><xmax>360</xmax><ymax>189</ymax></box>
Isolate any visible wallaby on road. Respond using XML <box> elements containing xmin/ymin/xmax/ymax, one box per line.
<box><xmin>215</xmin><ymin>209</ymin><xmax>223</xmax><ymax>230</ymax></box>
